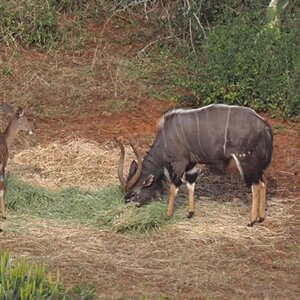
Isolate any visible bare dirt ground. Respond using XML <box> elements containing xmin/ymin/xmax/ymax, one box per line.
<box><xmin>0</xmin><ymin>21</ymin><xmax>299</xmax><ymax>299</ymax></box>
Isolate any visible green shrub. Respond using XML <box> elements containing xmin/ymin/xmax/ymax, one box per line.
<box><xmin>0</xmin><ymin>250</ymin><xmax>60</xmax><ymax>299</ymax></box>
<box><xmin>200</xmin><ymin>12</ymin><xmax>300</xmax><ymax>117</ymax></box>
<box><xmin>0</xmin><ymin>0</ymin><xmax>62</xmax><ymax>48</ymax></box>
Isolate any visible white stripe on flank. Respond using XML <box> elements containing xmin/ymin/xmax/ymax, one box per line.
<box><xmin>196</xmin><ymin>111</ymin><xmax>201</xmax><ymax>149</ymax></box>
<box><xmin>162</xmin><ymin>128</ymin><xmax>168</xmax><ymax>153</ymax></box>
<box><xmin>178</xmin><ymin>114</ymin><xmax>189</xmax><ymax>147</ymax></box>
<box><xmin>231</xmin><ymin>154</ymin><xmax>244</xmax><ymax>178</ymax></box>
<box><xmin>174</xmin><ymin>118</ymin><xmax>182</xmax><ymax>142</ymax></box>
<box><xmin>223</xmin><ymin>107</ymin><xmax>231</xmax><ymax>155</ymax></box>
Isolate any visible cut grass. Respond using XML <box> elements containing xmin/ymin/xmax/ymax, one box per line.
<box><xmin>6</xmin><ymin>173</ymin><xmax>182</xmax><ymax>234</ymax></box>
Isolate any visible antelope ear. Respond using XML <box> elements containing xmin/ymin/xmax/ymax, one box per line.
<box><xmin>143</xmin><ymin>174</ymin><xmax>154</xmax><ymax>187</ymax></box>
<box><xmin>15</xmin><ymin>107</ymin><xmax>24</xmax><ymax>118</ymax></box>
<box><xmin>128</xmin><ymin>160</ymin><xmax>138</xmax><ymax>181</ymax></box>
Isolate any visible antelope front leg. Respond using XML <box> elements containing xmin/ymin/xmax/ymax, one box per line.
<box><xmin>185</xmin><ymin>170</ymin><xmax>198</xmax><ymax>218</ymax></box>
<box><xmin>167</xmin><ymin>183</ymin><xmax>179</xmax><ymax>217</ymax></box>
<box><xmin>0</xmin><ymin>174</ymin><xmax>6</xmax><ymax>219</ymax></box>
<box><xmin>0</xmin><ymin>188</ymin><xmax>7</xmax><ymax>219</ymax></box>
<box><xmin>187</xmin><ymin>182</ymin><xmax>195</xmax><ymax>218</ymax></box>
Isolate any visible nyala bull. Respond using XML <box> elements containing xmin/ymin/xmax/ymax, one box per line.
<box><xmin>115</xmin><ymin>104</ymin><xmax>273</xmax><ymax>227</ymax></box>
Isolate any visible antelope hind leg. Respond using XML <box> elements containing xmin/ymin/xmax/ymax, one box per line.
<box><xmin>258</xmin><ymin>175</ymin><xmax>267</xmax><ymax>223</ymax></box>
<box><xmin>248</xmin><ymin>182</ymin><xmax>261</xmax><ymax>227</ymax></box>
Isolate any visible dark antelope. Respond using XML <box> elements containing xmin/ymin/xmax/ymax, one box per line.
<box><xmin>116</xmin><ymin>104</ymin><xmax>273</xmax><ymax>227</ymax></box>
<box><xmin>0</xmin><ymin>103</ymin><xmax>33</xmax><ymax>219</ymax></box>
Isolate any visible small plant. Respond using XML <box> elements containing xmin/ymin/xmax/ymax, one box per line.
<box><xmin>2</xmin><ymin>64</ymin><xmax>13</xmax><ymax>76</ymax></box>
<box><xmin>0</xmin><ymin>250</ymin><xmax>61</xmax><ymax>299</ymax></box>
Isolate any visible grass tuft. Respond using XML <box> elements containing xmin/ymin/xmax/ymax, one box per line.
<box><xmin>0</xmin><ymin>250</ymin><xmax>61</xmax><ymax>299</ymax></box>
<box><xmin>98</xmin><ymin>200</ymin><xmax>179</xmax><ymax>234</ymax></box>
<box><xmin>6</xmin><ymin>173</ymin><xmax>181</xmax><ymax>234</ymax></box>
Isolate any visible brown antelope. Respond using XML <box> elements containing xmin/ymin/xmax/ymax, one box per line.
<box><xmin>0</xmin><ymin>103</ymin><xmax>33</xmax><ymax>219</ymax></box>
<box><xmin>116</xmin><ymin>104</ymin><xmax>273</xmax><ymax>227</ymax></box>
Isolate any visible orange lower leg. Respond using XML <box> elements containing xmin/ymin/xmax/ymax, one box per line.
<box><xmin>187</xmin><ymin>182</ymin><xmax>195</xmax><ymax>218</ymax></box>
<box><xmin>167</xmin><ymin>184</ymin><xmax>178</xmax><ymax>217</ymax></box>
<box><xmin>0</xmin><ymin>189</ymin><xmax>6</xmax><ymax>219</ymax></box>
<box><xmin>248</xmin><ymin>182</ymin><xmax>261</xmax><ymax>227</ymax></box>
<box><xmin>258</xmin><ymin>175</ymin><xmax>267</xmax><ymax>222</ymax></box>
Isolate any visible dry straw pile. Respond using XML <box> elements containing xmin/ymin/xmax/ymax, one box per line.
<box><xmin>8</xmin><ymin>139</ymin><xmax>136</xmax><ymax>190</ymax></box>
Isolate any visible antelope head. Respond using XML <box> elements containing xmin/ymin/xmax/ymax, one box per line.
<box><xmin>1</xmin><ymin>103</ymin><xmax>33</xmax><ymax>147</ymax></box>
<box><xmin>115</xmin><ymin>138</ymin><xmax>159</xmax><ymax>205</ymax></box>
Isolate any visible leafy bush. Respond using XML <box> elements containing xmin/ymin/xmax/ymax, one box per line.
<box><xmin>113</xmin><ymin>1</ymin><xmax>299</xmax><ymax>118</ymax></box>
<box><xmin>199</xmin><ymin>11</ymin><xmax>300</xmax><ymax>117</ymax></box>
<box><xmin>0</xmin><ymin>250</ymin><xmax>60</xmax><ymax>299</ymax></box>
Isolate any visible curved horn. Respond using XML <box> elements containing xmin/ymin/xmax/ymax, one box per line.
<box><xmin>114</xmin><ymin>137</ymin><xmax>127</xmax><ymax>188</ymax></box>
<box><xmin>126</xmin><ymin>142</ymin><xmax>143</xmax><ymax>190</ymax></box>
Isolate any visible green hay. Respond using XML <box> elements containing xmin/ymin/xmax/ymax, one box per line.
<box><xmin>6</xmin><ymin>173</ymin><xmax>182</xmax><ymax>234</ymax></box>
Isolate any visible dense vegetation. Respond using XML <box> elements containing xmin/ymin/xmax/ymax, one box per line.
<box><xmin>0</xmin><ymin>0</ymin><xmax>299</xmax><ymax>117</ymax></box>
<box><xmin>0</xmin><ymin>250</ymin><xmax>60</xmax><ymax>299</ymax></box>
<box><xmin>0</xmin><ymin>250</ymin><xmax>96</xmax><ymax>299</ymax></box>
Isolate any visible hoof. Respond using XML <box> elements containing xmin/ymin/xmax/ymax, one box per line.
<box><xmin>166</xmin><ymin>211</ymin><xmax>173</xmax><ymax>218</ymax></box>
<box><xmin>257</xmin><ymin>217</ymin><xmax>265</xmax><ymax>223</ymax></box>
<box><xmin>187</xmin><ymin>211</ymin><xmax>194</xmax><ymax>219</ymax></box>
<box><xmin>247</xmin><ymin>221</ymin><xmax>255</xmax><ymax>227</ymax></box>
